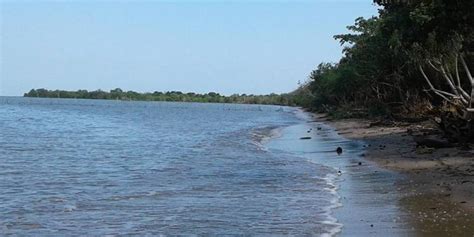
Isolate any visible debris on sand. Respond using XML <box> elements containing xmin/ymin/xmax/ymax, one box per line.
<box><xmin>336</xmin><ymin>147</ymin><xmax>343</xmax><ymax>155</ymax></box>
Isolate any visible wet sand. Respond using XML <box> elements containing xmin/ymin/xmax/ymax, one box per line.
<box><xmin>313</xmin><ymin>114</ymin><xmax>474</xmax><ymax>236</ymax></box>
<box><xmin>268</xmin><ymin>111</ymin><xmax>413</xmax><ymax>236</ymax></box>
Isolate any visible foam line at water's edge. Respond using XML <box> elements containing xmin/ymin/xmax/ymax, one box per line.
<box><xmin>321</xmin><ymin>173</ymin><xmax>344</xmax><ymax>237</ymax></box>
<box><xmin>293</xmin><ymin>108</ymin><xmax>347</xmax><ymax>237</ymax></box>
<box><xmin>257</xmin><ymin>108</ymin><xmax>348</xmax><ymax>237</ymax></box>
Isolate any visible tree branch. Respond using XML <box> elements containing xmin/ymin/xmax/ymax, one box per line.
<box><xmin>455</xmin><ymin>55</ymin><xmax>462</xmax><ymax>87</ymax></box>
<box><xmin>420</xmin><ymin>65</ymin><xmax>457</xmax><ymax>104</ymax></box>
<box><xmin>420</xmin><ymin>65</ymin><xmax>470</xmax><ymax>106</ymax></box>
<box><xmin>427</xmin><ymin>60</ymin><xmax>442</xmax><ymax>72</ymax></box>
<box><xmin>460</xmin><ymin>54</ymin><xmax>474</xmax><ymax>84</ymax></box>
<box><xmin>440</xmin><ymin>64</ymin><xmax>459</xmax><ymax>96</ymax></box>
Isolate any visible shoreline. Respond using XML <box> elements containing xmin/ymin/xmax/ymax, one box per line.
<box><xmin>312</xmin><ymin>113</ymin><xmax>474</xmax><ymax>235</ymax></box>
<box><xmin>267</xmin><ymin>109</ymin><xmax>412</xmax><ymax>236</ymax></box>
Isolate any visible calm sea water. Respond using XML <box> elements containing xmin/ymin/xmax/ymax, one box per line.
<box><xmin>0</xmin><ymin>97</ymin><xmax>342</xmax><ymax>236</ymax></box>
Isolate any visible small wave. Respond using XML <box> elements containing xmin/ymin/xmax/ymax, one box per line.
<box><xmin>250</xmin><ymin>126</ymin><xmax>285</xmax><ymax>151</ymax></box>
<box><xmin>321</xmin><ymin>173</ymin><xmax>343</xmax><ymax>237</ymax></box>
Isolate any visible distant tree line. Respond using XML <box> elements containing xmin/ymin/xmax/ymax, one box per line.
<box><xmin>24</xmin><ymin>88</ymin><xmax>300</xmax><ymax>106</ymax></box>
<box><xmin>22</xmin><ymin>0</ymin><xmax>473</xmax><ymax>141</ymax></box>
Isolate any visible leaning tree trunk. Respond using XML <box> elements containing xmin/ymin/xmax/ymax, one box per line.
<box><xmin>419</xmin><ymin>53</ymin><xmax>474</xmax><ymax>142</ymax></box>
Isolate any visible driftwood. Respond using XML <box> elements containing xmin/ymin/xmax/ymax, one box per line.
<box><xmin>413</xmin><ymin>136</ymin><xmax>454</xmax><ymax>148</ymax></box>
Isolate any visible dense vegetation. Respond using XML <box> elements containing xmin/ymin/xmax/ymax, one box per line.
<box><xmin>294</xmin><ymin>0</ymin><xmax>473</xmax><ymax>140</ymax></box>
<box><xmin>24</xmin><ymin>88</ymin><xmax>296</xmax><ymax>105</ymax></box>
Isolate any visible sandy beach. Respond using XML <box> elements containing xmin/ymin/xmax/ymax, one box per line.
<box><xmin>312</xmin><ymin>114</ymin><xmax>474</xmax><ymax>236</ymax></box>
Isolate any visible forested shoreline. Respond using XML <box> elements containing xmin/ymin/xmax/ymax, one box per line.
<box><xmin>24</xmin><ymin>88</ymin><xmax>296</xmax><ymax>105</ymax></box>
<box><xmin>293</xmin><ymin>0</ymin><xmax>473</xmax><ymax>141</ymax></box>
<box><xmin>297</xmin><ymin>0</ymin><xmax>472</xmax><ymax>112</ymax></box>
<box><xmin>24</xmin><ymin>0</ymin><xmax>473</xmax><ymax>140</ymax></box>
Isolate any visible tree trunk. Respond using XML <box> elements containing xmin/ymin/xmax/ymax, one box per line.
<box><xmin>420</xmin><ymin>53</ymin><xmax>474</xmax><ymax>141</ymax></box>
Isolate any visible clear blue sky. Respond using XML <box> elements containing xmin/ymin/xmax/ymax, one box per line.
<box><xmin>0</xmin><ymin>0</ymin><xmax>378</xmax><ymax>96</ymax></box>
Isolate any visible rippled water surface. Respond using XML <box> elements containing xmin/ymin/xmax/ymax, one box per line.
<box><xmin>0</xmin><ymin>97</ymin><xmax>342</xmax><ymax>235</ymax></box>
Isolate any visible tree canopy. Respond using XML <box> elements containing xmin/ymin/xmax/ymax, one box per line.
<box><xmin>24</xmin><ymin>88</ymin><xmax>297</xmax><ymax>106</ymax></box>
<box><xmin>293</xmin><ymin>0</ymin><xmax>473</xmax><ymax>139</ymax></box>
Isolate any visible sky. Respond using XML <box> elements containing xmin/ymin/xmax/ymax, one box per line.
<box><xmin>0</xmin><ymin>0</ymin><xmax>378</xmax><ymax>96</ymax></box>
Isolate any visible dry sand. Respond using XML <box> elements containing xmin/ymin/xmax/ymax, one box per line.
<box><xmin>313</xmin><ymin>114</ymin><xmax>474</xmax><ymax>236</ymax></box>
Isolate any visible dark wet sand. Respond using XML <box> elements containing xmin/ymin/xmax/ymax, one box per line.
<box><xmin>268</xmin><ymin>113</ymin><xmax>414</xmax><ymax>236</ymax></box>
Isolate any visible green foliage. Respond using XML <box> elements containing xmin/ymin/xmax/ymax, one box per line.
<box><xmin>292</xmin><ymin>0</ymin><xmax>473</xmax><ymax>119</ymax></box>
<box><xmin>24</xmin><ymin>88</ymin><xmax>297</xmax><ymax>106</ymax></box>
<box><xmin>23</xmin><ymin>0</ymin><xmax>473</xmax><ymax>122</ymax></box>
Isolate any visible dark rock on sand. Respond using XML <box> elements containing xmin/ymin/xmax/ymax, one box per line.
<box><xmin>336</xmin><ymin>147</ymin><xmax>343</xmax><ymax>155</ymax></box>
